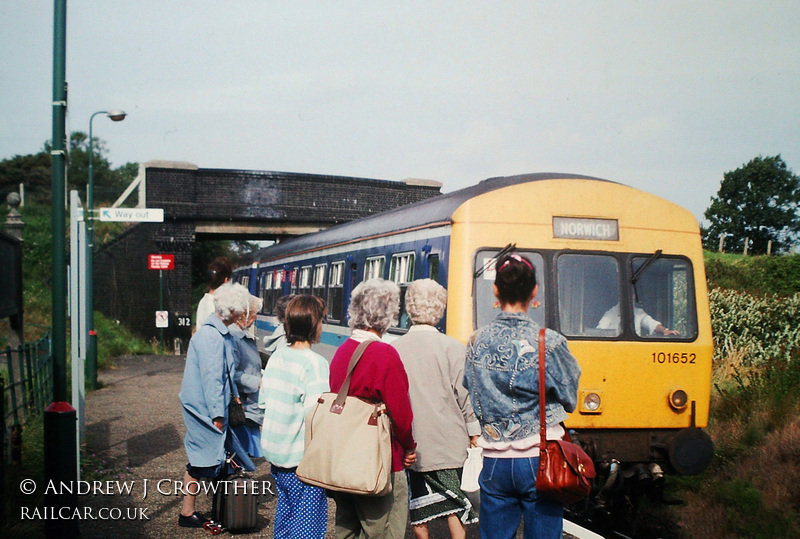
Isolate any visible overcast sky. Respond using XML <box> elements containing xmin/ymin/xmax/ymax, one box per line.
<box><xmin>2</xmin><ymin>1</ymin><xmax>799</xmax><ymax>223</ymax></box>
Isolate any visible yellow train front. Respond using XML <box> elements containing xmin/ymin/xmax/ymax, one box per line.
<box><xmin>444</xmin><ymin>175</ymin><xmax>714</xmax><ymax>499</ymax></box>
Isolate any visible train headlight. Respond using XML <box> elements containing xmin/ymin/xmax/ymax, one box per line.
<box><xmin>579</xmin><ymin>390</ymin><xmax>602</xmax><ymax>414</ymax></box>
<box><xmin>669</xmin><ymin>388</ymin><xmax>689</xmax><ymax>411</ymax></box>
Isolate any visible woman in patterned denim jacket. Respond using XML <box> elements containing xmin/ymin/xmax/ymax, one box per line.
<box><xmin>464</xmin><ymin>253</ymin><xmax>581</xmax><ymax>539</ymax></box>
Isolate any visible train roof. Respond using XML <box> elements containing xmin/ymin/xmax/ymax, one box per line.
<box><xmin>238</xmin><ymin>172</ymin><xmax>608</xmax><ymax>265</ymax></box>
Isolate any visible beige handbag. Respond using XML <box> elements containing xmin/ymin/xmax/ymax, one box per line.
<box><xmin>296</xmin><ymin>340</ymin><xmax>393</xmax><ymax>496</ymax></box>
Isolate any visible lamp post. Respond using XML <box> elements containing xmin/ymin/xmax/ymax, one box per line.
<box><xmin>86</xmin><ymin>110</ymin><xmax>126</xmax><ymax>390</ymax></box>
<box><xmin>46</xmin><ymin>2</ymin><xmax>80</xmax><ymax>536</ymax></box>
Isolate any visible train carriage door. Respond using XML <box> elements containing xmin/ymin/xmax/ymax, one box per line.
<box><xmin>328</xmin><ymin>262</ymin><xmax>345</xmax><ymax>323</ymax></box>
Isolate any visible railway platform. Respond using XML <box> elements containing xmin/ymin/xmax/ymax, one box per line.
<box><xmin>77</xmin><ymin>354</ymin><xmax>600</xmax><ymax>538</ymax></box>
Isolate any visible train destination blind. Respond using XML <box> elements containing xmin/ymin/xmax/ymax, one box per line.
<box><xmin>553</xmin><ymin>216</ymin><xmax>619</xmax><ymax>241</ymax></box>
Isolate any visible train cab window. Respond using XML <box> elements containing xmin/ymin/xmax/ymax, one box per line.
<box><xmin>389</xmin><ymin>253</ymin><xmax>416</xmax><ymax>330</ymax></box>
<box><xmin>364</xmin><ymin>257</ymin><xmax>385</xmax><ymax>280</ymax></box>
<box><xmin>628</xmin><ymin>256</ymin><xmax>697</xmax><ymax>339</ymax></box>
<box><xmin>328</xmin><ymin>262</ymin><xmax>345</xmax><ymax>322</ymax></box>
<box><xmin>557</xmin><ymin>254</ymin><xmax>620</xmax><ymax>338</ymax></box>
<box><xmin>298</xmin><ymin>266</ymin><xmax>312</xmax><ymax>295</ymax></box>
<box><xmin>474</xmin><ymin>249</ymin><xmax>546</xmax><ymax>330</ymax></box>
<box><xmin>312</xmin><ymin>264</ymin><xmax>326</xmax><ymax>300</ymax></box>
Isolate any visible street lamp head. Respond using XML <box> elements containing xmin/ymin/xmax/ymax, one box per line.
<box><xmin>107</xmin><ymin>110</ymin><xmax>127</xmax><ymax>122</ymax></box>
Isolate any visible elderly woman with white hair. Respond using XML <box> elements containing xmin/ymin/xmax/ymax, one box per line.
<box><xmin>177</xmin><ymin>282</ymin><xmax>251</xmax><ymax>528</ymax></box>
<box><xmin>329</xmin><ymin>279</ymin><xmax>417</xmax><ymax>539</ymax></box>
<box><xmin>230</xmin><ymin>292</ymin><xmax>265</xmax><ymax>458</ymax></box>
<box><xmin>392</xmin><ymin>279</ymin><xmax>481</xmax><ymax>539</ymax></box>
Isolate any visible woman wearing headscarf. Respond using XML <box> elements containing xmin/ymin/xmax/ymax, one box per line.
<box><xmin>392</xmin><ymin>279</ymin><xmax>480</xmax><ymax>538</ymax></box>
<box><xmin>178</xmin><ymin>282</ymin><xmax>250</xmax><ymax>528</ymax></box>
<box><xmin>329</xmin><ymin>279</ymin><xmax>417</xmax><ymax>539</ymax></box>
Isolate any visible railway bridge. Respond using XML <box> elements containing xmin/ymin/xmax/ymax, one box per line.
<box><xmin>94</xmin><ymin>161</ymin><xmax>441</xmax><ymax>346</ymax></box>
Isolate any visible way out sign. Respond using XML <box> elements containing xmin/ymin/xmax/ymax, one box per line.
<box><xmin>148</xmin><ymin>254</ymin><xmax>175</xmax><ymax>270</ymax></box>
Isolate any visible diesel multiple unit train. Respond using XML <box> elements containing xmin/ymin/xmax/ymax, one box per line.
<box><xmin>233</xmin><ymin>172</ymin><xmax>714</xmax><ymax>506</ymax></box>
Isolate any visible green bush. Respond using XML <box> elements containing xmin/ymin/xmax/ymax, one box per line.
<box><xmin>95</xmin><ymin>312</ymin><xmax>154</xmax><ymax>367</ymax></box>
<box><xmin>709</xmin><ymin>288</ymin><xmax>800</xmax><ymax>368</ymax></box>
<box><xmin>705</xmin><ymin>251</ymin><xmax>800</xmax><ymax>296</ymax></box>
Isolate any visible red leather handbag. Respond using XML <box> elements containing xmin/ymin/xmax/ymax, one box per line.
<box><xmin>536</xmin><ymin>328</ymin><xmax>596</xmax><ymax>505</ymax></box>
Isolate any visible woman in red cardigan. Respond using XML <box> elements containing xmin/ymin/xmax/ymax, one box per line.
<box><xmin>329</xmin><ymin>279</ymin><xmax>417</xmax><ymax>539</ymax></box>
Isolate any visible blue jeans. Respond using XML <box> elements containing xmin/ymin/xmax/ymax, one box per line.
<box><xmin>479</xmin><ymin>457</ymin><xmax>563</xmax><ymax>539</ymax></box>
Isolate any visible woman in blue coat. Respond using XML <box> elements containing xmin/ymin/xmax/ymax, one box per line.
<box><xmin>230</xmin><ymin>293</ymin><xmax>265</xmax><ymax>458</ymax></box>
<box><xmin>178</xmin><ymin>282</ymin><xmax>250</xmax><ymax>528</ymax></box>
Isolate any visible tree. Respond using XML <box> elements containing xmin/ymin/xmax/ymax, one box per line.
<box><xmin>0</xmin><ymin>151</ymin><xmax>52</xmax><ymax>203</ymax></box>
<box><xmin>0</xmin><ymin>133</ymin><xmax>137</xmax><ymax>206</ymax></box>
<box><xmin>703</xmin><ymin>155</ymin><xmax>800</xmax><ymax>254</ymax></box>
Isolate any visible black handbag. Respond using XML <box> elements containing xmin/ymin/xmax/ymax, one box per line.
<box><xmin>225</xmin><ymin>357</ymin><xmax>246</xmax><ymax>429</ymax></box>
<box><xmin>228</xmin><ymin>398</ymin><xmax>246</xmax><ymax>428</ymax></box>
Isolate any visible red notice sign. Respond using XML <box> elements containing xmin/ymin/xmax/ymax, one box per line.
<box><xmin>148</xmin><ymin>254</ymin><xmax>175</xmax><ymax>270</ymax></box>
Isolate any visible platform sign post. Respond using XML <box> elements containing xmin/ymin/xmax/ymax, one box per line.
<box><xmin>148</xmin><ymin>255</ymin><xmax>174</xmax><ymax>347</ymax></box>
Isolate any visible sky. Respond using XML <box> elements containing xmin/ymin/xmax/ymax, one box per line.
<box><xmin>2</xmin><ymin>2</ymin><xmax>799</xmax><ymax>224</ymax></box>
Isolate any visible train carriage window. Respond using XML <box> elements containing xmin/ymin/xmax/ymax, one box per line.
<box><xmin>389</xmin><ymin>253</ymin><xmax>415</xmax><ymax>330</ymax></box>
<box><xmin>427</xmin><ymin>254</ymin><xmax>440</xmax><ymax>281</ymax></box>
<box><xmin>312</xmin><ymin>264</ymin><xmax>326</xmax><ymax>300</ymax></box>
<box><xmin>629</xmin><ymin>257</ymin><xmax>697</xmax><ymax>339</ymax></box>
<box><xmin>389</xmin><ymin>253</ymin><xmax>415</xmax><ymax>284</ymax></box>
<box><xmin>298</xmin><ymin>266</ymin><xmax>312</xmax><ymax>296</ymax></box>
<box><xmin>272</xmin><ymin>270</ymin><xmax>284</xmax><ymax>313</ymax></box>
<box><xmin>327</xmin><ymin>262</ymin><xmax>345</xmax><ymax>322</ymax></box>
<box><xmin>474</xmin><ymin>250</ymin><xmax>546</xmax><ymax>330</ymax></box>
<box><xmin>364</xmin><ymin>257</ymin><xmax>385</xmax><ymax>280</ymax></box>
<box><xmin>558</xmin><ymin>254</ymin><xmax>620</xmax><ymax>338</ymax></box>
<box><xmin>290</xmin><ymin>268</ymin><xmax>298</xmax><ymax>295</ymax></box>
<box><xmin>262</xmin><ymin>271</ymin><xmax>273</xmax><ymax>314</ymax></box>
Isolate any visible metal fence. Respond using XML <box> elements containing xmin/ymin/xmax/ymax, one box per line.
<box><xmin>2</xmin><ymin>334</ymin><xmax>52</xmax><ymax>464</ymax></box>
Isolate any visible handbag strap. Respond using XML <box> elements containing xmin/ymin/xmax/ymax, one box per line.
<box><xmin>333</xmin><ymin>340</ymin><xmax>373</xmax><ymax>409</ymax></box>
<box><xmin>538</xmin><ymin>328</ymin><xmax>547</xmax><ymax>446</ymax></box>
<box><xmin>223</xmin><ymin>340</ymin><xmax>240</xmax><ymax>399</ymax></box>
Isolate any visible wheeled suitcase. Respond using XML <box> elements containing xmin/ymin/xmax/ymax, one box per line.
<box><xmin>212</xmin><ymin>474</ymin><xmax>259</xmax><ymax>532</ymax></box>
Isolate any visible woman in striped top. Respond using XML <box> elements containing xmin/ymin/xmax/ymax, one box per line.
<box><xmin>258</xmin><ymin>295</ymin><xmax>329</xmax><ymax>539</ymax></box>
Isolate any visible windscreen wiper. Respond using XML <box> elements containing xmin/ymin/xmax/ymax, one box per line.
<box><xmin>474</xmin><ymin>243</ymin><xmax>516</xmax><ymax>278</ymax></box>
<box><xmin>631</xmin><ymin>249</ymin><xmax>662</xmax><ymax>303</ymax></box>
